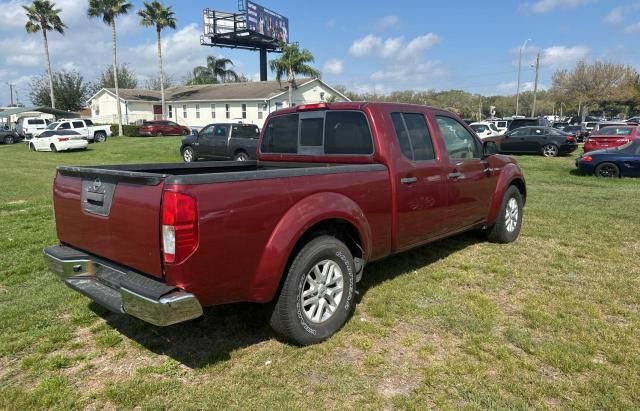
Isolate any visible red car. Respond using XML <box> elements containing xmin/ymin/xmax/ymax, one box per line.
<box><xmin>44</xmin><ymin>102</ymin><xmax>526</xmax><ymax>345</ymax></box>
<box><xmin>584</xmin><ymin>126</ymin><xmax>639</xmax><ymax>153</ymax></box>
<box><xmin>138</xmin><ymin>120</ymin><xmax>191</xmax><ymax>137</ymax></box>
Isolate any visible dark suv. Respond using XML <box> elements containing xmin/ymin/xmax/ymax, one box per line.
<box><xmin>180</xmin><ymin>123</ymin><xmax>260</xmax><ymax>162</ymax></box>
<box><xmin>139</xmin><ymin>121</ymin><xmax>191</xmax><ymax>137</ymax></box>
<box><xmin>507</xmin><ymin>117</ymin><xmax>550</xmax><ymax>131</ymax></box>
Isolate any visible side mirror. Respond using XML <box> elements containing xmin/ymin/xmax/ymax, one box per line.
<box><xmin>191</xmin><ymin>128</ymin><xmax>199</xmax><ymax>137</ymax></box>
<box><xmin>483</xmin><ymin>141</ymin><xmax>499</xmax><ymax>158</ymax></box>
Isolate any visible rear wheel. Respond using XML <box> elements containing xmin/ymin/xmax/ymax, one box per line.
<box><xmin>50</xmin><ymin>144</ymin><xmax>58</xmax><ymax>153</ymax></box>
<box><xmin>182</xmin><ymin>146</ymin><xmax>196</xmax><ymax>163</ymax></box>
<box><xmin>94</xmin><ymin>132</ymin><xmax>107</xmax><ymax>143</ymax></box>
<box><xmin>269</xmin><ymin>235</ymin><xmax>356</xmax><ymax>345</ymax></box>
<box><xmin>234</xmin><ymin>151</ymin><xmax>249</xmax><ymax>161</ymax></box>
<box><xmin>595</xmin><ymin>162</ymin><xmax>620</xmax><ymax>178</ymax></box>
<box><xmin>486</xmin><ymin>186</ymin><xmax>523</xmax><ymax>244</ymax></box>
<box><xmin>3</xmin><ymin>135</ymin><xmax>14</xmax><ymax>144</ymax></box>
<box><xmin>542</xmin><ymin>144</ymin><xmax>559</xmax><ymax>157</ymax></box>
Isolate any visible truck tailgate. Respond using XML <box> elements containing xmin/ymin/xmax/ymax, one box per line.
<box><xmin>53</xmin><ymin>168</ymin><xmax>165</xmax><ymax>278</ymax></box>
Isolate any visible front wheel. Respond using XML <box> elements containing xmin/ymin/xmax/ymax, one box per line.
<box><xmin>3</xmin><ymin>135</ymin><xmax>15</xmax><ymax>144</ymax></box>
<box><xmin>182</xmin><ymin>146</ymin><xmax>196</xmax><ymax>163</ymax></box>
<box><xmin>542</xmin><ymin>144</ymin><xmax>559</xmax><ymax>157</ymax></box>
<box><xmin>94</xmin><ymin>132</ymin><xmax>107</xmax><ymax>143</ymax></box>
<box><xmin>595</xmin><ymin>162</ymin><xmax>620</xmax><ymax>178</ymax></box>
<box><xmin>234</xmin><ymin>151</ymin><xmax>249</xmax><ymax>161</ymax></box>
<box><xmin>269</xmin><ymin>235</ymin><xmax>356</xmax><ymax>345</ymax></box>
<box><xmin>486</xmin><ymin>186</ymin><xmax>523</xmax><ymax>244</ymax></box>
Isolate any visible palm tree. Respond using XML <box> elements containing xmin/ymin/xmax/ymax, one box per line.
<box><xmin>189</xmin><ymin>56</ymin><xmax>239</xmax><ymax>85</ymax></box>
<box><xmin>269</xmin><ymin>42</ymin><xmax>320</xmax><ymax>107</ymax></box>
<box><xmin>23</xmin><ymin>0</ymin><xmax>67</xmax><ymax>109</ymax></box>
<box><xmin>88</xmin><ymin>0</ymin><xmax>132</xmax><ymax>136</ymax></box>
<box><xmin>138</xmin><ymin>1</ymin><xmax>176</xmax><ymax>120</ymax></box>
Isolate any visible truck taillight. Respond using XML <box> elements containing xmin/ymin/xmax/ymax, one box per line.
<box><xmin>161</xmin><ymin>191</ymin><xmax>198</xmax><ymax>264</ymax></box>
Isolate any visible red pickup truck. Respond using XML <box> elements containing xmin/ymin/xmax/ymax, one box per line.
<box><xmin>44</xmin><ymin>102</ymin><xmax>526</xmax><ymax>345</ymax></box>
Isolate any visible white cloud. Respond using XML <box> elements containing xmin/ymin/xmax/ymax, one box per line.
<box><xmin>370</xmin><ymin>61</ymin><xmax>445</xmax><ymax>83</ymax></box>
<box><xmin>624</xmin><ymin>21</ymin><xmax>640</xmax><ymax>32</ymax></box>
<box><xmin>376</xmin><ymin>15</ymin><xmax>399</xmax><ymax>30</ymax></box>
<box><xmin>604</xmin><ymin>7</ymin><xmax>624</xmax><ymax>24</ymax></box>
<box><xmin>524</xmin><ymin>0</ymin><xmax>594</xmax><ymax>14</ymax></box>
<box><xmin>496</xmin><ymin>81</ymin><xmax>546</xmax><ymax>95</ymax></box>
<box><xmin>323</xmin><ymin>59</ymin><xmax>344</xmax><ymax>75</ymax></box>
<box><xmin>540</xmin><ymin>45</ymin><xmax>589</xmax><ymax>66</ymax></box>
<box><xmin>349</xmin><ymin>33</ymin><xmax>440</xmax><ymax>60</ymax></box>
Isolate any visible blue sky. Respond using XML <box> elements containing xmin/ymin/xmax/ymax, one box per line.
<box><xmin>1</xmin><ymin>0</ymin><xmax>639</xmax><ymax>105</ymax></box>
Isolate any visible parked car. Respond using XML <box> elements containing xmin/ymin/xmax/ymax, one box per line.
<box><xmin>560</xmin><ymin>125</ymin><xmax>587</xmax><ymax>142</ymax></box>
<box><xmin>138</xmin><ymin>120</ymin><xmax>191</xmax><ymax>137</ymax></box>
<box><xmin>43</xmin><ymin>102</ymin><xmax>526</xmax><ymax>345</ymax></box>
<box><xmin>45</xmin><ymin>119</ymin><xmax>112</xmax><ymax>143</ymax></box>
<box><xmin>488</xmin><ymin>119</ymin><xmax>510</xmax><ymax>134</ymax></box>
<box><xmin>576</xmin><ymin>139</ymin><xmax>640</xmax><ymax>177</ymax></box>
<box><xmin>581</xmin><ymin>121</ymin><xmax>600</xmax><ymax>136</ymax></box>
<box><xmin>626</xmin><ymin>116</ymin><xmax>640</xmax><ymax>125</ymax></box>
<box><xmin>16</xmin><ymin>117</ymin><xmax>50</xmax><ymax>139</ymax></box>
<box><xmin>500</xmin><ymin>126</ymin><xmax>578</xmax><ymax>157</ymax></box>
<box><xmin>552</xmin><ymin>121</ymin><xmax>569</xmax><ymax>129</ymax></box>
<box><xmin>0</xmin><ymin>129</ymin><xmax>21</xmax><ymax>144</ymax></box>
<box><xmin>592</xmin><ymin>121</ymin><xmax>629</xmax><ymax>134</ymax></box>
<box><xmin>507</xmin><ymin>117</ymin><xmax>550</xmax><ymax>131</ymax></box>
<box><xmin>470</xmin><ymin>121</ymin><xmax>501</xmax><ymax>138</ymax></box>
<box><xmin>28</xmin><ymin>129</ymin><xmax>88</xmax><ymax>152</ymax></box>
<box><xmin>181</xmin><ymin>123</ymin><xmax>260</xmax><ymax>162</ymax></box>
<box><xmin>583</xmin><ymin>126</ymin><xmax>639</xmax><ymax>153</ymax></box>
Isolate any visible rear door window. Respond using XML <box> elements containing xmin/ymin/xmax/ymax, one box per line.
<box><xmin>261</xmin><ymin>111</ymin><xmax>373</xmax><ymax>155</ymax></box>
<box><xmin>58</xmin><ymin>122</ymin><xmax>71</xmax><ymax>130</ymax></box>
<box><xmin>391</xmin><ymin>112</ymin><xmax>435</xmax><ymax>161</ymax></box>
<box><xmin>27</xmin><ymin>119</ymin><xmax>45</xmax><ymax>125</ymax></box>
<box><xmin>72</xmin><ymin>121</ymin><xmax>85</xmax><ymax>128</ymax></box>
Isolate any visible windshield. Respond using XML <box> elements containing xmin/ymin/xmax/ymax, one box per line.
<box><xmin>471</xmin><ymin>125</ymin><xmax>488</xmax><ymax>132</ymax></box>
<box><xmin>596</xmin><ymin>127</ymin><xmax>633</xmax><ymax>136</ymax></box>
<box><xmin>47</xmin><ymin>122</ymin><xmax>59</xmax><ymax>130</ymax></box>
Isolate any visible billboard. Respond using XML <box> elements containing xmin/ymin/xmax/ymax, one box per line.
<box><xmin>245</xmin><ymin>1</ymin><xmax>289</xmax><ymax>43</ymax></box>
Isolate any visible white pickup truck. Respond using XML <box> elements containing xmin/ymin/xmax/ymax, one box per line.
<box><xmin>44</xmin><ymin>118</ymin><xmax>112</xmax><ymax>142</ymax></box>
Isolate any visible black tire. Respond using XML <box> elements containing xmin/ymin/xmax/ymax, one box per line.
<box><xmin>487</xmin><ymin>186</ymin><xmax>523</xmax><ymax>244</ymax></box>
<box><xmin>94</xmin><ymin>132</ymin><xmax>107</xmax><ymax>143</ymax></box>
<box><xmin>29</xmin><ymin>143</ymin><xmax>36</xmax><ymax>152</ymax></box>
<box><xmin>541</xmin><ymin>144</ymin><xmax>559</xmax><ymax>157</ymax></box>
<box><xmin>234</xmin><ymin>151</ymin><xmax>249</xmax><ymax>161</ymax></box>
<box><xmin>269</xmin><ymin>235</ymin><xmax>356</xmax><ymax>345</ymax></box>
<box><xmin>50</xmin><ymin>144</ymin><xmax>58</xmax><ymax>153</ymax></box>
<box><xmin>4</xmin><ymin>135</ymin><xmax>14</xmax><ymax>144</ymax></box>
<box><xmin>182</xmin><ymin>146</ymin><xmax>196</xmax><ymax>163</ymax></box>
<box><xmin>594</xmin><ymin>162</ymin><xmax>620</xmax><ymax>178</ymax></box>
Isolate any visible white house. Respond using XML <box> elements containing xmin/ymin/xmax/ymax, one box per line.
<box><xmin>88</xmin><ymin>78</ymin><xmax>350</xmax><ymax>128</ymax></box>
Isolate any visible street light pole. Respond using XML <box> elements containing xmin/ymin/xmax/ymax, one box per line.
<box><xmin>515</xmin><ymin>38</ymin><xmax>532</xmax><ymax>117</ymax></box>
<box><xmin>531</xmin><ymin>52</ymin><xmax>540</xmax><ymax>117</ymax></box>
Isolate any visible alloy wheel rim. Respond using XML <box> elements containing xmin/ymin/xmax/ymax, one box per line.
<box><xmin>543</xmin><ymin>145</ymin><xmax>557</xmax><ymax>157</ymax></box>
<box><xmin>300</xmin><ymin>260</ymin><xmax>344</xmax><ymax>324</ymax></box>
<box><xmin>599</xmin><ymin>165</ymin><xmax>617</xmax><ymax>177</ymax></box>
<box><xmin>183</xmin><ymin>149</ymin><xmax>192</xmax><ymax>162</ymax></box>
<box><xmin>505</xmin><ymin>197</ymin><xmax>519</xmax><ymax>233</ymax></box>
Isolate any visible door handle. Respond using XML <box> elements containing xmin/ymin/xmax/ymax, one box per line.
<box><xmin>400</xmin><ymin>177</ymin><xmax>417</xmax><ymax>185</ymax></box>
<box><xmin>448</xmin><ymin>171</ymin><xmax>462</xmax><ymax>180</ymax></box>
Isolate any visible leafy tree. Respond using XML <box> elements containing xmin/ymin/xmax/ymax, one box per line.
<box><xmin>188</xmin><ymin>56</ymin><xmax>239</xmax><ymax>85</ymax></box>
<box><xmin>96</xmin><ymin>64</ymin><xmax>138</xmax><ymax>89</ymax></box>
<box><xmin>138</xmin><ymin>1</ymin><xmax>176</xmax><ymax>119</ymax></box>
<box><xmin>23</xmin><ymin>0</ymin><xmax>67</xmax><ymax>109</ymax></box>
<box><xmin>88</xmin><ymin>0</ymin><xmax>133</xmax><ymax>137</ymax></box>
<box><xmin>29</xmin><ymin>70</ymin><xmax>91</xmax><ymax>112</ymax></box>
<box><xmin>143</xmin><ymin>75</ymin><xmax>174</xmax><ymax>91</ymax></box>
<box><xmin>269</xmin><ymin>42</ymin><xmax>320</xmax><ymax>106</ymax></box>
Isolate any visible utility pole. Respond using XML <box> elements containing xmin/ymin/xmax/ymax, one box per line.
<box><xmin>478</xmin><ymin>96</ymin><xmax>482</xmax><ymax>121</ymax></box>
<box><xmin>531</xmin><ymin>52</ymin><xmax>540</xmax><ymax>117</ymax></box>
<box><xmin>6</xmin><ymin>83</ymin><xmax>14</xmax><ymax>106</ymax></box>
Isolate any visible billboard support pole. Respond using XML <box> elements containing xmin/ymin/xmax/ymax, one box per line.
<box><xmin>259</xmin><ymin>47</ymin><xmax>268</xmax><ymax>81</ymax></box>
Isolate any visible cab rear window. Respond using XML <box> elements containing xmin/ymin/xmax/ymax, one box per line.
<box><xmin>261</xmin><ymin>111</ymin><xmax>373</xmax><ymax>155</ymax></box>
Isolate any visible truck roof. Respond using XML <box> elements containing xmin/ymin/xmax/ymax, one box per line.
<box><xmin>272</xmin><ymin>101</ymin><xmax>454</xmax><ymax>116</ymax></box>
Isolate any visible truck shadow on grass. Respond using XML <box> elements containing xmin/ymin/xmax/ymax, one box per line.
<box><xmin>94</xmin><ymin>232</ymin><xmax>483</xmax><ymax>369</ymax></box>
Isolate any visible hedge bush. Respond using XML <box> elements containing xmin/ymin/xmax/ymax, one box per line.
<box><xmin>108</xmin><ymin>124</ymin><xmax>141</xmax><ymax>137</ymax></box>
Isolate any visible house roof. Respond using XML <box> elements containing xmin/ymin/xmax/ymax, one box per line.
<box><xmin>0</xmin><ymin>106</ymin><xmax>79</xmax><ymax>118</ymax></box>
<box><xmin>95</xmin><ymin>78</ymin><xmax>348</xmax><ymax>103</ymax></box>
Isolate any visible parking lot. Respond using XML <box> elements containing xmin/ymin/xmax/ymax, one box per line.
<box><xmin>0</xmin><ymin>136</ymin><xmax>638</xmax><ymax>408</ymax></box>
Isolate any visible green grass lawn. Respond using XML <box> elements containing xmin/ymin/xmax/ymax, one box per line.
<box><xmin>1</xmin><ymin>137</ymin><xmax>639</xmax><ymax>409</ymax></box>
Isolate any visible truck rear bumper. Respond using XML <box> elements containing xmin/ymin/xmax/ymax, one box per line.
<box><xmin>43</xmin><ymin>246</ymin><xmax>203</xmax><ymax>326</ymax></box>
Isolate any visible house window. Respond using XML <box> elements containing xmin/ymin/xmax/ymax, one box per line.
<box><xmin>182</xmin><ymin>105</ymin><xmax>187</xmax><ymax>119</ymax></box>
<box><xmin>94</xmin><ymin>104</ymin><xmax>100</xmax><ymax>116</ymax></box>
<box><xmin>168</xmin><ymin>105</ymin><xmax>173</xmax><ymax>119</ymax></box>
<box><xmin>196</xmin><ymin>104</ymin><xmax>200</xmax><ymax>119</ymax></box>
<box><xmin>225</xmin><ymin>104</ymin><xmax>230</xmax><ymax>119</ymax></box>
<box><xmin>210</xmin><ymin>103</ymin><xmax>215</xmax><ymax>118</ymax></box>
<box><xmin>241</xmin><ymin>104</ymin><xmax>247</xmax><ymax>119</ymax></box>
<box><xmin>257</xmin><ymin>103</ymin><xmax>264</xmax><ymax>120</ymax></box>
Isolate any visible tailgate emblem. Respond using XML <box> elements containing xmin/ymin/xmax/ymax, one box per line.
<box><xmin>93</xmin><ymin>178</ymin><xmax>102</xmax><ymax>191</ymax></box>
